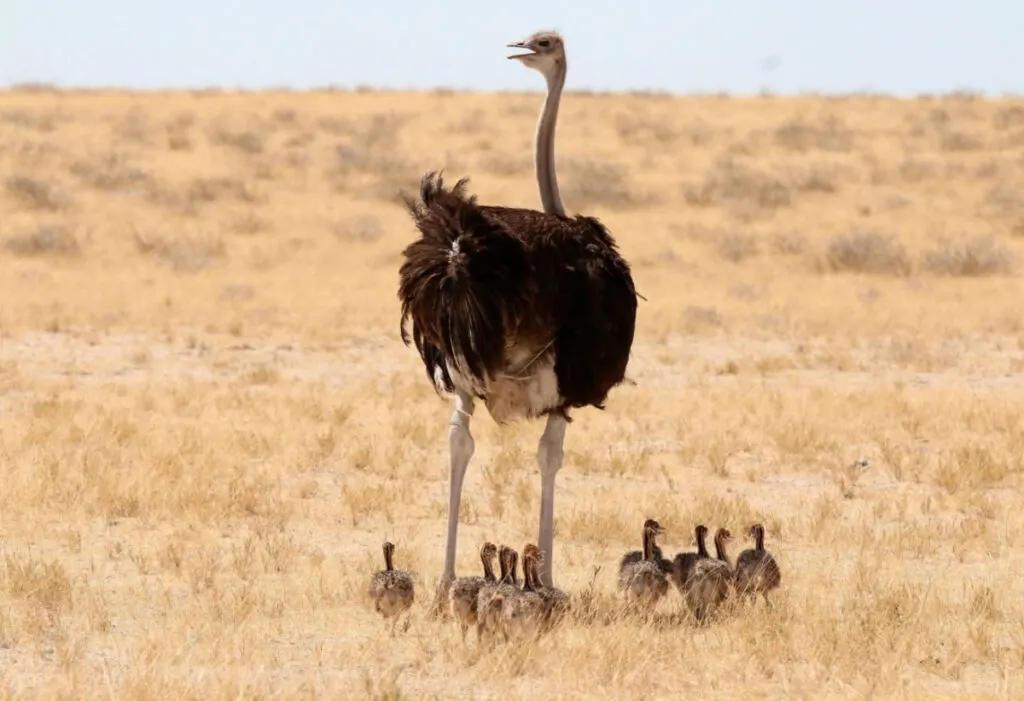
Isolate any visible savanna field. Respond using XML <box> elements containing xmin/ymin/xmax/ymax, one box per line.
<box><xmin>1</xmin><ymin>85</ymin><xmax>1024</xmax><ymax>699</ymax></box>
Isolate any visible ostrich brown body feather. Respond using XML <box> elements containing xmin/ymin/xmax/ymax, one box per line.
<box><xmin>399</xmin><ymin>172</ymin><xmax>638</xmax><ymax>423</ymax></box>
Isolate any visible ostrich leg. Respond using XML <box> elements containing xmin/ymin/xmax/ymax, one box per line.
<box><xmin>432</xmin><ymin>390</ymin><xmax>476</xmax><ymax>617</ymax></box>
<box><xmin>535</xmin><ymin>412</ymin><xmax>567</xmax><ymax>588</ymax></box>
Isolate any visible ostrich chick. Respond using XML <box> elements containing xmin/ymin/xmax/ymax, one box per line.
<box><xmin>684</xmin><ymin>527</ymin><xmax>734</xmax><ymax>624</ymax></box>
<box><xmin>523</xmin><ymin>543</ymin><xmax>570</xmax><ymax>631</ymax></box>
<box><xmin>618</xmin><ymin>519</ymin><xmax>670</xmax><ymax>609</ymax></box>
<box><xmin>449</xmin><ymin>541</ymin><xmax>499</xmax><ymax>639</ymax></box>
<box><xmin>476</xmin><ymin>545</ymin><xmax>519</xmax><ymax>641</ymax></box>
<box><xmin>619</xmin><ymin>525</ymin><xmax>672</xmax><ymax>575</ymax></box>
<box><xmin>499</xmin><ymin>545</ymin><xmax>547</xmax><ymax>640</ymax></box>
<box><xmin>734</xmin><ymin>523</ymin><xmax>781</xmax><ymax>605</ymax></box>
<box><xmin>367</xmin><ymin>541</ymin><xmax>415</xmax><ymax>630</ymax></box>
<box><xmin>670</xmin><ymin>524</ymin><xmax>706</xmax><ymax>597</ymax></box>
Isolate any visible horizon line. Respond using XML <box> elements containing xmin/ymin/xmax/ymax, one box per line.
<box><xmin>2</xmin><ymin>82</ymin><xmax>1021</xmax><ymax>101</ymax></box>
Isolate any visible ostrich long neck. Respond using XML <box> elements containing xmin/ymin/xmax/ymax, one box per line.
<box><xmin>696</xmin><ymin>530</ymin><xmax>709</xmax><ymax>558</ymax></box>
<box><xmin>535</xmin><ymin>60</ymin><xmax>567</xmax><ymax>216</ymax></box>
<box><xmin>521</xmin><ymin>555</ymin><xmax>536</xmax><ymax>592</ymax></box>
<box><xmin>642</xmin><ymin>528</ymin><xmax>654</xmax><ymax>561</ymax></box>
<box><xmin>715</xmin><ymin>534</ymin><xmax>729</xmax><ymax>564</ymax></box>
<box><xmin>481</xmin><ymin>550</ymin><xmax>496</xmax><ymax>581</ymax></box>
<box><xmin>528</xmin><ymin>557</ymin><xmax>543</xmax><ymax>590</ymax></box>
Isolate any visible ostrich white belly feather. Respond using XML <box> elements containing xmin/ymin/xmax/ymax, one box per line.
<box><xmin>434</xmin><ymin>343</ymin><xmax>562</xmax><ymax>423</ymax></box>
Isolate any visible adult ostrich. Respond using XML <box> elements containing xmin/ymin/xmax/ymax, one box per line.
<box><xmin>398</xmin><ymin>30</ymin><xmax>639</xmax><ymax>614</ymax></box>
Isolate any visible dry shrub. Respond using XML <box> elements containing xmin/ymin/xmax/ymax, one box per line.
<box><xmin>166</xmin><ymin>130</ymin><xmax>193</xmax><ymax>151</ymax></box>
<box><xmin>185</xmin><ymin>176</ymin><xmax>265</xmax><ymax>211</ymax></box>
<box><xmin>771</xmin><ymin>231</ymin><xmax>808</xmax><ymax>256</ymax></box>
<box><xmin>69</xmin><ymin>151</ymin><xmax>152</xmax><ymax>192</ymax></box>
<box><xmin>773</xmin><ymin>115</ymin><xmax>854</xmax><ymax>152</ymax></box>
<box><xmin>271</xmin><ymin>108</ymin><xmax>298</xmax><ymax>125</ymax></box>
<box><xmin>333</xmin><ymin>215</ymin><xmax>383</xmax><ymax>243</ymax></box>
<box><xmin>983</xmin><ymin>184</ymin><xmax>1024</xmax><ymax>238</ymax></box>
<box><xmin>560</xmin><ymin>159</ymin><xmax>651</xmax><ymax>210</ymax></box>
<box><xmin>614</xmin><ymin>112</ymin><xmax>679</xmax><ymax>147</ymax></box>
<box><xmin>210</xmin><ymin>126</ymin><xmax>265</xmax><ymax>155</ymax></box>
<box><xmin>228</xmin><ymin>210</ymin><xmax>270</xmax><ymax>236</ymax></box>
<box><xmin>684</xmin><ymin>156</ymin><xmax>791</xmax><ymax>217</ymax></box>
<box><xmin>335</xmin><ymin>112</ymin><xmax>410</xmax><ymax>155</ymax></box>
<box><xmin>939</xmin><ymin>129</ymin><xmax>986</xmax><ymax>152</ymax></box>
<box><xmin>0</xmin><ymin>552</ymin><xmax>74</xmax><ymax>625</ymax></box>
<box><xmin>113</xmin><ymin>107</ymin><xmax>151</xmax><ymax>145</ymax></box>
<box><xmin>165</xmin><ymin>111</ymin><xmax>196</xmax><ymax>151</ymax></box>
<box><xmin>682</xmin><ymin>120</ymin><xmax>717</xmax><ymax>147</ymax></box>
<box><xmin>1</xmin><ymin>109</ymin><xmax>60</xmax><ymax>132</ymax></box>
<box><xmin>984</xmin><ymin>184</ymin><xmax>1024</xmax><ymax>221</ymax></box>
<box><xmin>330</xmin><ymin>112</ymin><xmax>419</xmax><ymax>202</ymax></box>
<box><xmin>898</xmin><ymin>157</ymin><xmax>942</xmax><ymax>183</ymax></box>
<box><xmin>447</xmin><ymin>108</ymin><xmax>488</xmax><ymax>135</ymax></box>
<box><xmin>823</xmin><ymin>230</ymin><xmax>911</xmax><ymax>276</ymax></box>
<box><xmin>715</xmin><ymin>232</ymin><xmax>760</xmax><ymax>263</ymax></box>
<box><xmin>5</xmin><ymin>141</ymin><xmax>59</xmax><ymax>171</ymax></box>
<box><xmin>357</xmin><ymin>171</ymin><xmax>428</xmax><ymax>205</ymax></box>
<box><xmin>250</xmin><ymin>156</ymin><xmax>284</xmax><ymax>181</ymax></box>
<box><xmin>4</xmin><ymin>225</ymin><xmax>82</xmax><ymax>258</ymax></box>
<box><xmin>683</xmin><ymin>305</ymin><xmax>723</xmax><ymax>331</ymax></box>
<box><xmin>478</xmin><ymin>153</ymin><xmax>532</xmax><ymax>177</ymax></box>
<box><xmin>992</xmin><ymin>105</ymin><xmax>1024</xmax><ymax>131</ymax></box>
<box><xmin>973</xmin><ymin>160</ymin><xmax>1002</xmax><ymax>179</ymax></box>
<box><xmin>5</xmin><ymin>176</ymin><xmax>72</xmax><ymax>211</ymax></box>
<box><xmin>921</xmin><ymin>236</ymin><xmax>1016</xmax><ymax>277</ymax></box>
<box><xmin>317</xmin><ymin>115</ymin><xmax>351</xmax><ymax>136</ymax></box>
<box><xmin>133</xmin><ymin>229</ymin><xmax>226</xmax><ymax>272</ymax></box>
<box><xmin>787</xmin><ymin>163</ymin><xmax>840</xmax><ymax>193</ymax></box>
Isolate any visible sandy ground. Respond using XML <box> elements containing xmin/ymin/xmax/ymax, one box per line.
<box><xmin>1</xmin><ymin>87</ymin><xmax>1023</xmax><ymax>699</ymax></box>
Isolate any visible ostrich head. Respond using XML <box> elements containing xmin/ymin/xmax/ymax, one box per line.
<box><xmin>507</xmin><ymin>31</ymin><xmax>566</xmax><ymax>82</ymax></box>
<box><xmin>642</xmin><ymin>518</ymin><xmax>665</xmax><ymax>537</ymax></box>
<box><xmin>522</xmin><ymin>543</ymin><xmax>545</xmax><ymax>566</ymax></box>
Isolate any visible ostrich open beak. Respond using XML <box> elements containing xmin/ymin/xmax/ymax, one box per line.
<box><xmin>506</xmin><ymin>41</ymin><xmax>536</xmax><ymax>60</ymax></box>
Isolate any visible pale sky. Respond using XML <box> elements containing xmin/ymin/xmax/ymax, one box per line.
<box><xmin>2</xmin><ymin>0</ymin><xmax>1021</xmax><ymax>95</ymax></box>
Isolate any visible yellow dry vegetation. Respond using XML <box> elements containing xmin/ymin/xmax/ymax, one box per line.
<box><xmin>1</xmin><ymin>85</ymin><xmax>1024</xmax><ymax>699</ymax></box>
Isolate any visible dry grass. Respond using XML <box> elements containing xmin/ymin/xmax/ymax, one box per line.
<box><xmin>1</xmin><ymin>87</ymin><xmax>1024</xmax><ymax>699</ymax></box>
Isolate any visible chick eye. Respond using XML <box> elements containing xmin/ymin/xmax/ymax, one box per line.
<box><xmin>538</xmin><ymin>39</ymin><xmax>550</xmax><ymax>48</ymax></box>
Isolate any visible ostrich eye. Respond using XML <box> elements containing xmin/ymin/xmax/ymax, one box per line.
<box><xmin>538</xmin><ymin>39</ymin><xmax>550</xmax><ymax>48</ymax></box>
